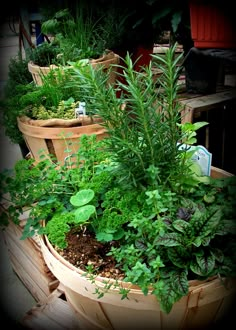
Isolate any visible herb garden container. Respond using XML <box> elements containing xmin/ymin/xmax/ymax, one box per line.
<box><xmin>17</xmin><ymin>116</ymin><xmax>107</xmax><ymax>165</ymax></box>
<box><xmin>28</xmin><ymin>51</ymin><xmax>120</xmax><ymax>86</ymax></box>
<box><xmin>39</xmin><ymin>166</ymin><xmax>236</xmax><ymax>330</ymax></box>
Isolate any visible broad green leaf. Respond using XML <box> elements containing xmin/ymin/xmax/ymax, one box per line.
<box><xmin>155</xmin><ymin>233</ymin><xmax>183</xmax><ymax>247</ymax></box>
<box><xmin>171</xmin><ymin>270</ymin><xmax>189</xmax><ymax>296</ymax></box>
<box><xmin>168</xmin><ymin>246</ymin><xmax>191</xmax><ymax>268</ymax></box>
<box><xmin>189</xmin><ymin>162</ymin><xmax>202</xmax><ymax>176</ymax></box>
<box><xmin>201</xmin><ymin>208</ymin><xmax>222</xmax><ymax>236</ymax></box>
<box><xmin>192</xmin><ymin>236</ymin><xmax>201</xmax><ymax>247</ymax></box>
<box><xmin>194</xmin><ymin>175</ymin><xmax>211</xmax><ymax>184</ymax></box>
<box><xmin>201</xmin><ymin>237</ymin><xmax>210</xmax><ymax>246</ymax></box>
<box><xmin>74</xmin><ymin>205</ymin><xmax>95</xmax><ymax>223</ymax></box>
<box><xmin>70</xmin><ymin>189</ymin><xmax>94</xmax><ymax>207</ymax></box>
<box><xmin>203</xmin><ymin>194</ymin><xmax>215</xmax><ymax>203</ymax></box>
<box><xmin>96</xmin><ymin>232</ymin><xmax>113</xmax><ymax>242</ymax></box>
<box><xmin>211</xmin><ymin>248</ymin><xmax>224</xmax><ymax>263</ymax></box>
<box><xmin>190</xmin><ymin>254</ymin><xmax>215</xmax><ymax>276</ymax></box>
<box><xmin>172</xmin><ymin>219</ymin><xmax>190</xmax><ymax>233</ymax></box>
<box><xmin>153</xmin><ymin>279</ymin><xmax>182</xmax><ymax>314</ymax></box>
<box><xmin>192</xmin><ymin>121</ymin><xmax>209</xmax><ymax>131</ymax></box>
<box><xmin>112</xmin><ymin>228</ymin><xmax>125</xmax><ymax>240</ymax></box>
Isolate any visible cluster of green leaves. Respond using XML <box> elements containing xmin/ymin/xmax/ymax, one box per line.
<box><xmin>18</xmin><ymin>66</ymin><xmax>87</xmax><ymax>120</ymax></box>
<box><xmin>1</xmin><ymin>134</ymin><xmax>236</xmax><ymax>314</ymax></box>
<box><xmin>63</xmin><ymin>43</ymin><xmax>236</xmax><ymax>312</ymax></box>
<box><xmin>39</xmin><ymin>6</ymin><xmax>109</xmax><ymax>66</ymax></box>
<box><xmin>108</xmin><ymin>175</ymin><xmax>236</xmax><ymax>313</ymax></box>
<box><xmin>16</xmin><ymin>58</ymin><xmax>109</xmax><ymax>121</ymax></box>
<box><xmin>68</xmin><ymin>43</ymin><xmax>205</xmax><ymax>190</ymax></box>
<box><xmin>26</xmin><ymin>42</ymin><xmax>61</xmax><ymax>67</ymax></box>
<box><xmin>0</xmin><ymin>54</ymin><xmax>33</xmax><ymax>143</ymax></box>
<box><xmin>88</xmin><ymin>0</ymin><xmax>191</xmax><ymax>49</ymax></box>
<box><xmin>0</xmin><ymin>135</ymin><xmax>109</xmax><ymax>235</ymax></box>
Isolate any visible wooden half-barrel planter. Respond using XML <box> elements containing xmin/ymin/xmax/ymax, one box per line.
<box><xmin>17</xmin><ymin>116</ymin><xmax>107</xmax><ymax>165</ymax></box>
<box><xmin>28</xmin><ymin>51</ymin><xmax>120</xmax><ymax>86</ymax></box>
<box><xmin>38</xmin><ymin>166</ymin><xmax>236</xmax><ymax>329</ymax></box>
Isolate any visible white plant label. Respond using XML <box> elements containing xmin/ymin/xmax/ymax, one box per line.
<box><xmin>179</xmin><ymin>144</ymin><xmax>212</xmax><ymax>176</ymax></box>
<box><xmin>191</xmin><ymin>145</ymin><xmax>212</xmax><ymax>176</ymax></box>
<box><xmin>75</xmin><ymin>101</ymin><xmax>86</xmax><ymax>117</ymax></box>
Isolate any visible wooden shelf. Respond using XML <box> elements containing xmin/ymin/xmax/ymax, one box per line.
<box><xmin>20</xmin><ymin>284</ymin><xmax>82</xmax><ymax>329</ymax></box>
<box><xmin>179</xmin><ymin>87</ymin><xmax>236</xmax><ymax>174</ymax></box>
<box><xmin>2</xmin><ymin>213</ymin><xmax>59</xmax><ymax>303</ymax></box>
<box><xmin>179</xmin><ymin>88</ymin><xmax>236</xmax><ymax>124</ymax></box>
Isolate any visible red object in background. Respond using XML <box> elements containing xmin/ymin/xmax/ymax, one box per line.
<box><xmin>114</xmin><ymin>45</ymin><xmax>153</xmax><ymax>98</ymax></box>
<box><xmin>114</xmin><ymin>45</ymin><xmax>153</xmax><ymax>72</ymax></box>
<box><xmin>189</xmin><ymin>1</ymin><xmax>236</xmax><ymax>49</ymax></box>
<box><xmin>133</xmin><ymin>46</ymin><xmax>153</xmax><ymax>71</ymax></box>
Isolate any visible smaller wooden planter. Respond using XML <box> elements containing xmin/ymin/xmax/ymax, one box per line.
<box><xmin>28</xmin><ymin>62</ymin><xmax>57</xmax><ymax>86</ymax></box>
<box><xmin>28</xmin><ymin>51</ymin><xmax>120</xmax><ymax>86</ymax></box>
<box><xmin>17</xmin><ymin>116</ymin><xmax>107</xmax><ymax>165</ymax></box>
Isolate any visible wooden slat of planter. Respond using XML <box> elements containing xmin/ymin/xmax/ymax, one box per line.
<box><xmin>4</xmin><ymin>235</ymin><xmax>58</xmax><ymax>302</ymax></box>
<box><xmin>3</xmin><ymin>220</ymin><xmax>59</xmax><ymax>302</ymax></box>
<box><xmin>17</xmin><ymin>116</ymin><xmax>108</xmax><ymax>164</ymax></box>
<box><xmin>21</xmin><ymin>285</ymin><xmax>82</xmax><ymax>330</ymax></box>
<box><xmin>23</xmin><ymin>134</ymin><xmax>49</xmax><ymax>161</ymax></box>
<box><xmin>4</xmin><ymin>221</ymin><xmax>51</xmax><ymax>275</ymax></box>
<box><xmin>65</xmin><ymin>287</ymin><xmax>113</xmax><ymax>329</ymax></box>
<box><xmin>6</xmin><ymin>251</ymin><xmax>53</xmax><ymax>302</ymax></box>
<box><xmin>4</xmin><ymin>235</ymin><xmax>53</xmax><ymax>288</ymax></box>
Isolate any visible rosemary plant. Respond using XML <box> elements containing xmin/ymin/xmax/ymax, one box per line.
<box><xmin>68</xmin><ymin>43</ymin><xmax>207</xmax><ymax>191</ymax></box>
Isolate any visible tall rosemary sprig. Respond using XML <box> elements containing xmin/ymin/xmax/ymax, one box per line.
<box><xmin>68</xmin><ymin>43</ymin><xmax>194</xmax><ymax>189</ymax></box>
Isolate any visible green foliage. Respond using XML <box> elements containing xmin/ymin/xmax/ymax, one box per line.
<box><xmin>0</xmin><ymin>61</ymin><xmax>85</xmax><ymax>144</ymax></box>
<box><xmin>0</xmin><ymin>134</ymin><xmax>109</xmax><ymax>234</ymax></box>
<box><xmin>45</xmin><ymin>189</ymin><xmax>96</xmax><ymax>248</ymax></box>
<box><xmin>90</xmin><ymin>0</ymin><xmax>191</xmax><ymax>48</ymax></box>
<box><xmin>92</xmin><ymin>5</ymin><xmax>134</xmax><ymax>51</ymax></box>
<box><xmin>68</xmin><ymin>43</ymin><xmax>206</xmax><ymax>191</ymax></box>
<box><xmin>16</xmin><ymin>60</ymin><xmax>103</xmax><ymax>120</ymax></box>
<box><xmin>26</xmin><ymin>42</ymin><xmax>61</xmax><ymax>67</ymax></box>
<box><xmin>0</xmin><ymin>54</ymin><xmax>33</xmax><ymax>143</ymax></box>
<box><xmin>107</xmin><ymin>175</ymin><xmax>236</xmax><ymax>313</ymax></box>
<box><xmin>19</xmin><ymin>67</ymin><xmax>82</xmax><ymax>120</ymax></box>
<box><xmin>1</xmin><ymin>44</ymin><xmax>236</xmax><ymax>315</ymax></box>
<box><xmin>40</xmin><ymin>6</ymin><xmax>107</xmax><ymax>66</ymax></box>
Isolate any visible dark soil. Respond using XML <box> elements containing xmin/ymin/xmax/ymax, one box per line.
<box><xmin>55</xmin><ymin>227</ymin><xmax>125</xmax><ymax>280</ymax></box>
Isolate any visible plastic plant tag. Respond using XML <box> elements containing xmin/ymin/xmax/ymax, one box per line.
<box><xmin>75</xmin><ymin>101</ymin><xmax>86</xmax><ymax>117</ymax></box>
<box><xmin>191</xmin><ymin>145</ymin><xmax>212</xmax><ymax>176</ymax></box>
<box><xmin>179</xmin><ymin>143</ymin><xmax>212</xmax><ymax>176</ymax></box>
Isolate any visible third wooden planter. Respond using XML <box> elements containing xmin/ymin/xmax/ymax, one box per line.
<box><xmin>28</xmin><ymin>51</ymin><xmax>120</xmax><ymax>86</ymax></box>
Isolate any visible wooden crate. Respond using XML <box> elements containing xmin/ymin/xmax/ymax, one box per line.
<box><xmin>20</xmin><ymin>284</ymin><xmax>83</xmax><ymax>329</ymax></box>
<box><xmin>179</xmin><ymin>87</ymin><xmax>236</xmax><ymax>174</ymax></box>
<box><xmin>2</xmin><ymin>212</ymin><xmax>59</xmax><ymax>302</ymax></box>
<box><xmin>179</xmin><ymin>88</ymin><xmax>236</xmax><ymax>125</ymax></box>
